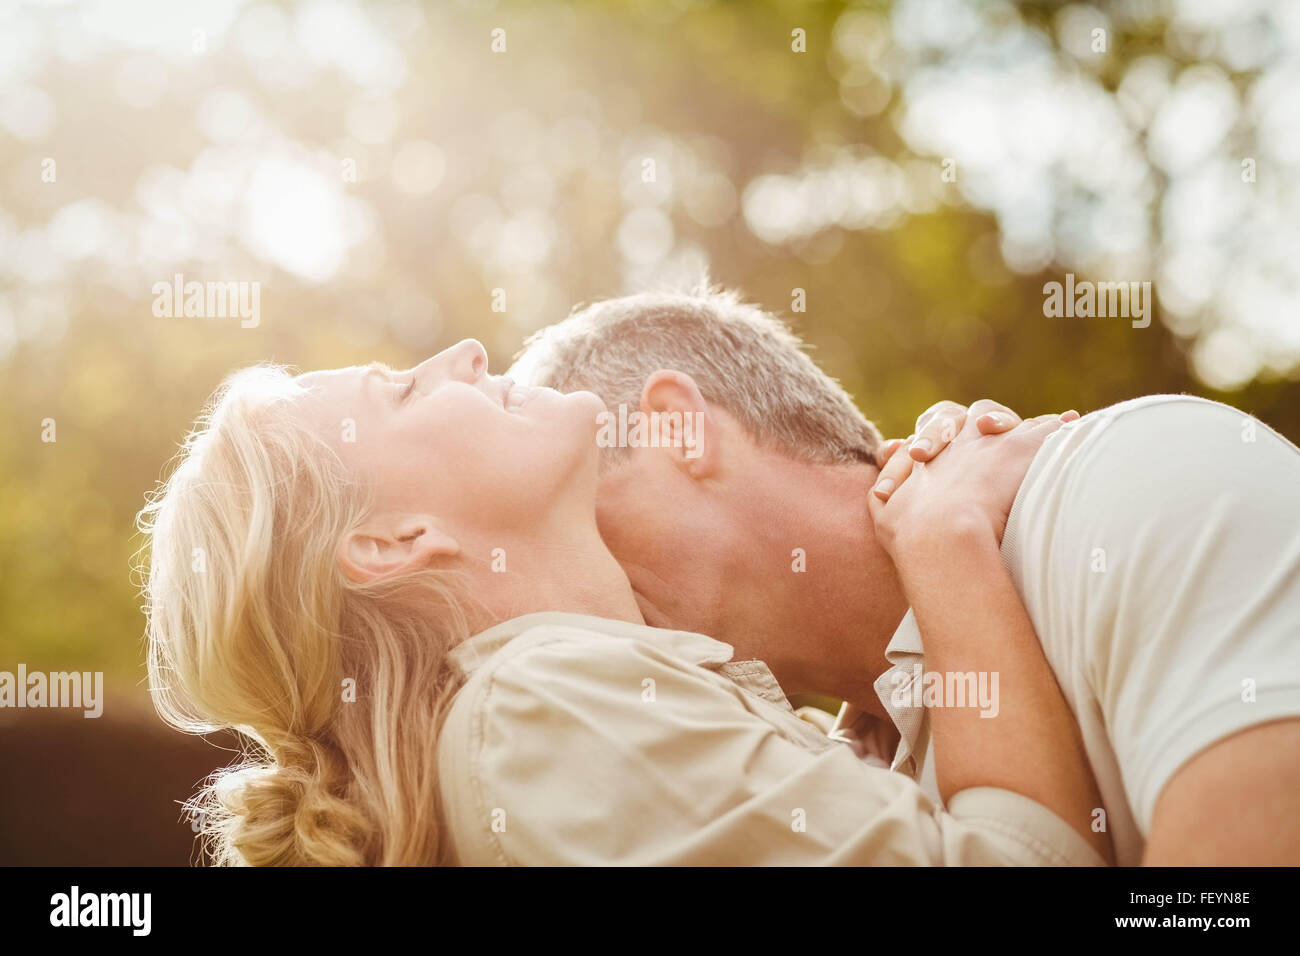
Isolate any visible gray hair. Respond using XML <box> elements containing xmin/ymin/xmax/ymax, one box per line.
<box><xmin>511</xmin><ymin>284</ymin><xmax>882</xmax><ymax>467</ymax></box>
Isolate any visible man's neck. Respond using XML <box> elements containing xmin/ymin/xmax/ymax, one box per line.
<box><xmin>715</xmin><ymin>454</ymin><xmax>908</xmax><ymax>719</ymax></box>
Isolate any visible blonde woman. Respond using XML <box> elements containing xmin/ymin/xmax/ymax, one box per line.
<box><xmin>139</xmin><ymin>338</ymin><xmax>1108</xmax><ymax>866</ymax></box>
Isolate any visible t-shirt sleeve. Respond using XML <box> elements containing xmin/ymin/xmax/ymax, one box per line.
<box><xmin>437</xmin><ymin>626</ymin><xmax>1104</xmax><ymax>866</ymax></box>
<box><xmin>1056</xmin><ymin>399</ymin><xmax>1300</xmax><ymax>830</ymax></box>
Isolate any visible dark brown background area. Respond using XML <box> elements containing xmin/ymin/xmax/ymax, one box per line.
<box><xmin>0</xmin><ymin>704</ymin><xmax>235</xmax><ymax>866</ymax></box>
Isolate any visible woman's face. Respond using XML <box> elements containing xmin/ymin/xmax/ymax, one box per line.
<box><xmin>295</xmin><ymin>339</ymin><xmax>606</xmax><ymax>539</ymax></box>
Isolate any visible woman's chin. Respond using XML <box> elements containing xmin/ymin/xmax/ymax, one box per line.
<box><xmin>567</xmin><ymin>388</ymin><xmax>608</xmax><ymax>416</ymax></box>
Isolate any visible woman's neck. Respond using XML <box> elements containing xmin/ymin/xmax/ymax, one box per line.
<box><xmin>461</xmin><ymin>521</ymin><xmax>645</xmax><ymax>632</ymax></box>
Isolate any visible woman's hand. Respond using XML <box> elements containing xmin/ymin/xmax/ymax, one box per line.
<box><xmin>865</xmin><ymin>404</ymin><xmax>1112</xmax><ymax>862</ymax></box>
<box><xmin>870</xmin><ymin>407</ymin><xmax>1080</xmax><ymax>564</ymax></box>
<box><xmin>875</xmin><ymin>399</ymin><xmax>1028</xmax><ymax>482</ymax></box>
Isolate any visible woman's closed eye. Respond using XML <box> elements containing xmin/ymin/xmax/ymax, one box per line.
<box><xmin>395</xmin><ymin>378</ymin><xmax>416</xmax><ymax>405</ymax></box>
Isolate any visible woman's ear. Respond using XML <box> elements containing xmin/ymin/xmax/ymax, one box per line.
<box><xmin>336</xmin><ymin>513</ymin><xmax>460</xmax><ymax>583</ymax></box>
<box><xmin>639</xmin><ymin>369</ymin><xmax>718</xmax><ymax>478</ymax></box>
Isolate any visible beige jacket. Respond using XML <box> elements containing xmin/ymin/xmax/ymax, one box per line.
<box><xmin>436</xmin><ymin>612</ymin><xmax>1104</xmax><ymax>866</ymax></box>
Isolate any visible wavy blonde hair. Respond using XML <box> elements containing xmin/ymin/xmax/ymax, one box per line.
<box><xmin>137</xmin><ymin>365</ymin><xmax>469</xmax><ymax>866</ymax></box>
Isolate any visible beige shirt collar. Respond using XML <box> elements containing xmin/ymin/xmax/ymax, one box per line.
<box><xmin>829</xmin><ymin>608</ymin><xmax>931</xmax><ymax>777</ymax></box>
<box><xmin>447</xmin><ymin>611</ymin><xmax>797</xmax><ymax>713</ymax></box>
<box><xmin>874</xmin><ymin>609</ymin><xmax>929</xmax><ymax>776</ymax></box>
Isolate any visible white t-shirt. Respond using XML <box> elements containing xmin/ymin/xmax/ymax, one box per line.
<box><xmin>1001</xmin><ymin>394</ymin><xmax>1300</xmax><ymax>864</ymax></box>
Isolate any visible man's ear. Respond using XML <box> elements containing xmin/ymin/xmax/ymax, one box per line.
<box><xmin>640</xmin><ymin>369</ymin><xmax>718</xmax><ymax>478</ymax></box>
<box><xmin>336</xmin><ymin>513</ymin><xmax>460</xmax><ymax>583</ymax></box>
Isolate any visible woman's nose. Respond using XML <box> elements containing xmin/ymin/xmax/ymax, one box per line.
<box><xmin>417</xmin><ymin>339</ymin><xmax>488</xmax><ymax>383</ymax></box>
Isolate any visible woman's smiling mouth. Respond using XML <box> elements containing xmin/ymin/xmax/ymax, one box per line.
<box><xmin>503</xmin><ymin>378</ymin><xmax>530</xmax><ymax>412</ymax></box>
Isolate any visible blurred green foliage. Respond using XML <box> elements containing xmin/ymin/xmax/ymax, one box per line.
<box><xmin>1</xmin><ymin>0</ymin><xmax>1296</xmax><ymax>707</ymax></box>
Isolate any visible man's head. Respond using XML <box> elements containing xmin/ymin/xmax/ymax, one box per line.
<box><xmin>510</xmin><ymin>284</ymin><xmax>902</xmax><ymax>696</ymax></box>
<box><xmin>511</xmin><ymin>285</ymin><xmax>882</xmax><ymax>471</ymax></box>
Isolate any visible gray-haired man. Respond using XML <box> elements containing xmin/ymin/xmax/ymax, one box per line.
<box><xmin>509</xmin><ymin>285</ymin><xmax>1300</xmax><ymax>866</ymax></box>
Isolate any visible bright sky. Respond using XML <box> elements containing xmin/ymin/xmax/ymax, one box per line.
<box><xmin>2</xmin><ymin>0</ymin><xmax>1297</xmax><ymax>389</ymax></box>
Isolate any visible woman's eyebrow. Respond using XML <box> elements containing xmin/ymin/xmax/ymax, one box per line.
<box><xmin>361</xmin><ymin>361</ymin><xmax>397</xmax><ymax>392</ymax></box>
<box><xmin>359</xmin><ymin>363</ymin><xmax>396</xmax><ymax>403</ymax></box>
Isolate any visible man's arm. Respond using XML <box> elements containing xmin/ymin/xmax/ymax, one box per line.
<box><xmin>1047</xmin><ymin>397</ymin><xmax>1300</xmax><ymax>865</ymax></box>
<box><xmin>1145</xmin><ymin>720</ymin><xmax>1300</xmax><ymax>864</ymax></box>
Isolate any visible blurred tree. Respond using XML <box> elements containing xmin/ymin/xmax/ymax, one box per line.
<box><xmin>0</xmin><ymin>0</ymin><xmax>1295</xmax><ymax>710</ymax></box>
